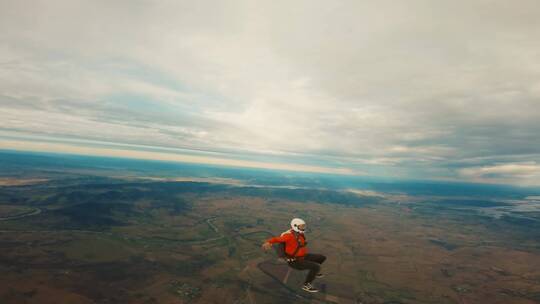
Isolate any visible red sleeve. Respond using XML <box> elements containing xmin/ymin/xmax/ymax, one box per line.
<box><xmin>267</xmin><ymin>233</ymin><xmax>291</xmax><ymax>244</ymax></box>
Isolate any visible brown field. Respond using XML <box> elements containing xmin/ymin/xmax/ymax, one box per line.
<box><xmin>0</xmin><ymin>182</ymin><xmax>539</xmax><ymax>304</ymax></box>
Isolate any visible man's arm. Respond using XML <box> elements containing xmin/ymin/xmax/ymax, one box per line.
<box><xmin>262</xmin><ymin>233</ymin><xmax>291</xmax><ymax>250</ymax></box>
<box><xmin>267</xmin><ymin>233</ymin><xmax>291</xmax><ymax>244</ymax></box>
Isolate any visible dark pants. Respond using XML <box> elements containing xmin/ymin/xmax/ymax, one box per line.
<box><xmin>288</xmin><ymin>253</ymin><xmax>326</xmax><ymax>284</ymax></box>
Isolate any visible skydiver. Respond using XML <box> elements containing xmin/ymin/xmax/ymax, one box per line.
<box><xmin>262</xmin><ymin>218</ymin><xmax>326</xmax><ymax>293</ymax></box>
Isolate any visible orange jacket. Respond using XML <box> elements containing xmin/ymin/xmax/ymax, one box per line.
<box><xmin>267</xmin><ymin>229</ymin><xmax>307</xmax><ymax>257</ymax></box>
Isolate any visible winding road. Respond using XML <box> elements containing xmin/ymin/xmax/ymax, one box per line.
<box><xmin>0</xmin><ymin>207</ymin><xmax>41</xmax><ymax>221</ymax></box>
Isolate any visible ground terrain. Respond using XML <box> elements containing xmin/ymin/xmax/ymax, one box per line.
<box><xmin>0</xmin><ymin>151</ymin><xmax>539</xmax><ymax>304</ymax></box>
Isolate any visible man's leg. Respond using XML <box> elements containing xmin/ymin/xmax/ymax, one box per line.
<box><xmin>288</xmin><ymin>259</ymin><xmax>321</xmax><ymax>284</ymax></box>
<box><xmin>304</xmin><ymin>253</ymin><xmax>326</xmax><ymax>265</ymax></box>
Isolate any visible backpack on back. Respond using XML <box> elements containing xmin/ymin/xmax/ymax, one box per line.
<box><xmin>272</xmin><ymin>229</ymin><xmax>305</xmax><ymax>259</ymax></box>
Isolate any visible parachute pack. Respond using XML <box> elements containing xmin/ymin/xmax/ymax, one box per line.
<box><xmin>273</xmin><ymin>229</ymin><xmax>306</xmax><ymax>259</ymax></box>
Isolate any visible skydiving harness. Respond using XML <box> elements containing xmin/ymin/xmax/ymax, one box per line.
<box><xmin>277</xmin><ymin>230</ymin><xmax>307</xmax><ymax>263</ymax></box>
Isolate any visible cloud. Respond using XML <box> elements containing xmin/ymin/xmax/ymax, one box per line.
<box><xmin>459</xmin><ymin>162</ymin><xmax>540</xmax><ymax>186</ymax></box>
<box><xmin>0</xmin><ymin>139</ymin><xmax>357</xmax><ymax>175</ymax></box>
<box><xmin>1</xmin><ymin>0</ymin><xmax>540</xmax><ymax>185</ymax></box>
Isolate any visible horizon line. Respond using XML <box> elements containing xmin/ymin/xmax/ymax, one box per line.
<box><xmin>0</xmin><ymin>138</ymin><xmax>358</xmax><ymax>176</ymax></box>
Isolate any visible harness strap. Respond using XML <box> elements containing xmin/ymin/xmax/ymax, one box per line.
<box><xmin>287</xmin><ymin>230</ymin><xmax>305</xmax><ymax>259</ymax></box>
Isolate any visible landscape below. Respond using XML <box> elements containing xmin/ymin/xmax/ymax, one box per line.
<box><xmin>0</xmin><ymin>151</ymin><xmax>539</xmax><ymax>304</ymax></box>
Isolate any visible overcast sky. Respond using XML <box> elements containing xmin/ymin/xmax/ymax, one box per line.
<box><xmin>1</xmin><ymin>0</ymin><xmax>539</xmax><ymax>186</ymax></box>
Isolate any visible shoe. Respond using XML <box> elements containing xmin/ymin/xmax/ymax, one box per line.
<box><xmin>302</xmin><ymin>283</ymin><xmax>319</xmax><ymax>293</ymax></box>
<box><xmin>316</xmin><ymin>273</ymin><xmax>324</xmax><ymax>278</ymax></box>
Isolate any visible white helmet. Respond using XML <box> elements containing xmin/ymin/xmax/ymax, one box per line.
<box><xmin>291</xmin><ymin>218</ymin><xmax>306</xmax><ymax>233</ymax></box>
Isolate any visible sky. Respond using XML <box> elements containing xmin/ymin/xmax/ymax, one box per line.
<box><xmin>1</xmin><ymin>0</ymin><xmax>540</xmax><ymax>186</ymax></box>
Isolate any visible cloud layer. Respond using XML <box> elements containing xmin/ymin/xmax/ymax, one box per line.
<box><xmin>1</xmin><ymin>0</ymin><xmax>540</xmax><ymax>185</ymax></box>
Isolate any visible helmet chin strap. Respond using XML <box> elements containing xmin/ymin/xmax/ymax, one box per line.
<box><xmin>293</xmin><ymin>224</ymin><xmax>305</xmax><ymax>233</ymax></box>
